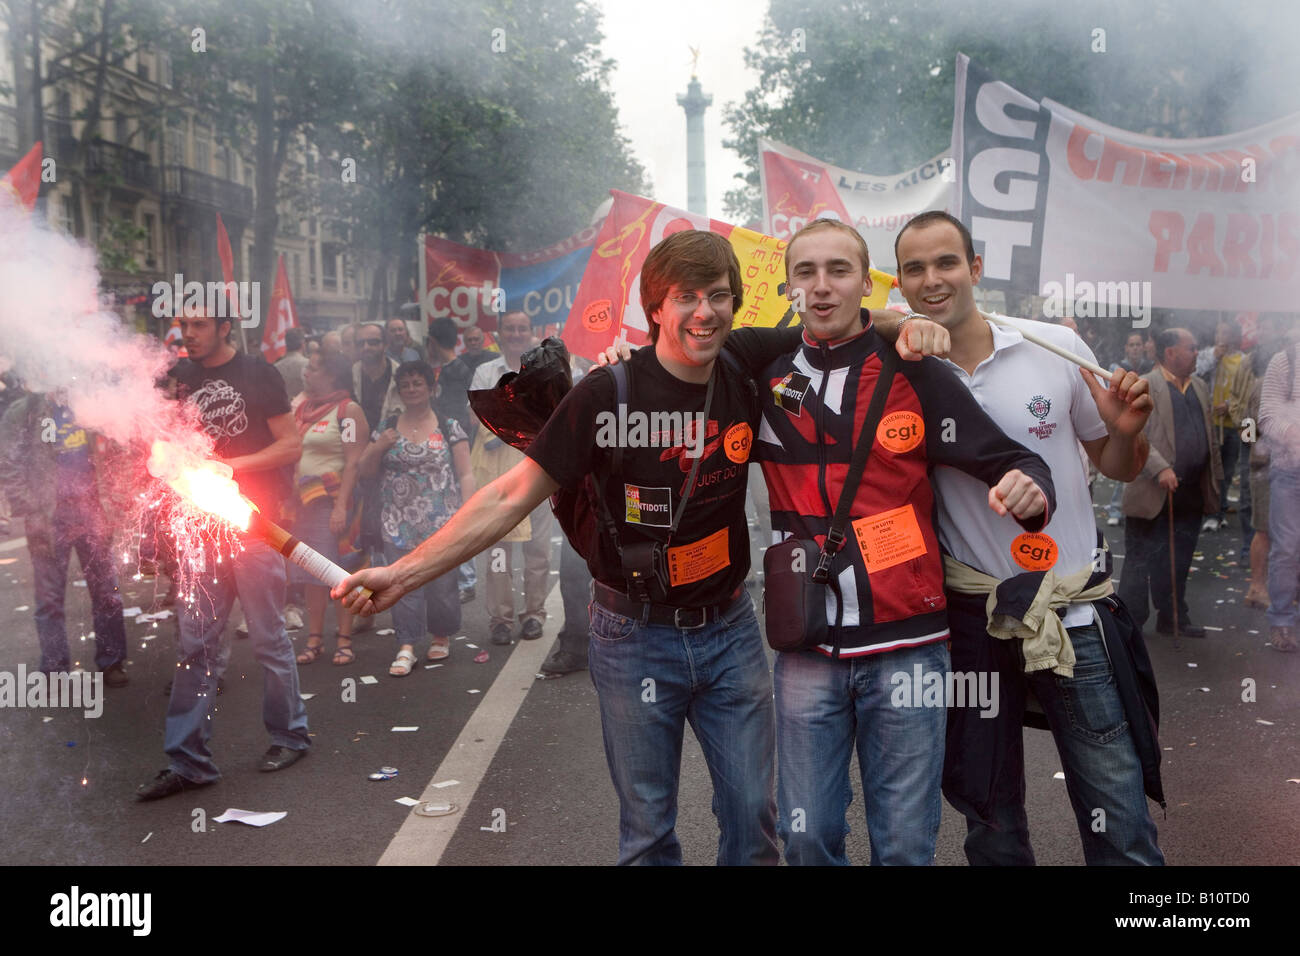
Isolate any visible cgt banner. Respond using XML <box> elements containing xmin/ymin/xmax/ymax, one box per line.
<box><xmin>760</xmin><ymin>138</ymin><xmax>955</xmax><ymax>274</ymax></box>
<box><xmin>952</xmin><ymin>53</ymin><xmax>1300</xmax><ymax>315</ymax></box>
<box><xmin>563</xmin><ymin>190</ymin><xmax>896</xmax><ymax>362</ymax></box>
<box><xmin>418</xmin><ymin>226</ymin><xmax>600</xmax><ymax>334</ymax></box>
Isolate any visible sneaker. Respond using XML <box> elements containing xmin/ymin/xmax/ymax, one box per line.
<box><xmin>102</xmin><ymin>663</ymin><xmax>129</xmax><ymax>688</ymax></box>
<box><xmin>1156</xmin><ymin>617</ymin><xmax>1206</xmax><ymax>638</ymax></box>
<box><xmin>539</xmin><ymin>646</ymin><xmax>587</xmax><ymax>677</ymax></box>
<box><xmin>459</xmin><ymin>586</ymin><xmax>476</xmax><ymax>604</ymax></box>
<box><xmin>234</xmin><ymin>617</ymin><xmax>249</xmax><ymax>639</ymax></box>
<box><xmin>136</xmin><ymin>768</ymin><xmax>212</xmax><ymax>801</ymax></box>
<box><xmin>520</xmin><ymin>618</ymin><xmax>544</xmax><ymax>641</ymax></box>
<box><xmin>1201</xmin><ymin>517</ymin><xmax>1220</xmax><ymax>532</ymax></box>
<box><xmin>1106</xmin><ymin>515</ymin><xmax>1120</xmax><ymax>527</ymax></box>
<box><xmin>1269</xmin><ymin>626</ymin><xmax>1297</xmax><ymax>652</ymax></box>
<box><xmin>258</xmin><ymin>745</ymin><xmax>307</xmax><ymax>772</ymax></box>
<box><xmin>490</xmin><ymin>622</ymin><xmax>514</xmax><ymax>645</ymax></box>
<box><xmin>284</xmin><ymin>606</ymin><xmax>305</xmax><ymax>631</ymax></box>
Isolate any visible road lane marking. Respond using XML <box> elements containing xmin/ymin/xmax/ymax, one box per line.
<box><xmin>377</xmin><ymin>586</ymin><xmax>561</xmax><ymax>866</ymax></box>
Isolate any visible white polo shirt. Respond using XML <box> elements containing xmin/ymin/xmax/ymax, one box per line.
<box><xmin>933</xmin><ymin>314</ymin><xmax>1108</xmax><ymax>628</ymax></box>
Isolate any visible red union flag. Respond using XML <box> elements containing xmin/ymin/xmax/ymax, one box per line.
<box><xmin>260</xmin><ymin>254</ymin><xmax>297</xmax><ymax>363</ymax></box>
<box><xmin>563</xmin><ymin>190</ymin><xmax>895</xmax><ymax>361</ymax></box>
<box><xmin>215</xmin><ymin>213</ymin><xmax>238</xmax><ymax>317</ymax></box>
<box><xmin>420</xmin><ymin>236</ymin><xmax>500</xmax><ymax>332</ymax></box>
<box><xmin>1</xmin><ymin>142</ymin><xmax>43</xmax><ymax>211</ymax></box>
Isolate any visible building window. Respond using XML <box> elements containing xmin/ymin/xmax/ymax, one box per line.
<box><xmin>309</xmin><ymin>245</ymin><xmax>317</xmax><ymax>289</ymax></box>
<box><xmin>166</xmin><ymin>120</ymin><xmax>184</xmax><ymax>166</ymax></box>
<box><xmin>115</xmin><ymin>113</ymin><xmax>129</xmax><ymax>145</ymax></box>
<box><xmin>143</xmin><ymin>213</ymin><xmax>157</xmax><ymax>269</ymax></box>
<box><xmin>214</xmin><ymin>144</ymin><xmax>227</xmax><ymax>180</ymax></box>
<box><xmin>159</xmin><ymin>52</ymin><xmax>173</xmax><ymax>89</ymax></box>
<box><xmin>293</xmin><ymin>253</ymin><xmax>301</xmax><ymax>292</ymax></box>
<box><xmin>53</xmin><ymin>195</ymin><xmax>76</xmax><ymax>235</ymax></box>
<box><xmin>193</xmin><ymin>125</ymin><xmax>210</xmax><ymax>175</ymax></box>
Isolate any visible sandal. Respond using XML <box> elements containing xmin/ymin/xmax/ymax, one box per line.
<box><xmin>332</xmin><ymin>636</ymin><xmax>356</xmax><ymax>666</ymax></box>
<box><xmin>1269</xmin><ymin>627</ymin><xmax>1297</xmax><ymax>653</ymax></box>
<box><xmin>297</xmin><ymin>634</ymin><xmax>326</xmax><ymax>664</ymax></box>
<box><xmin>426</xmin><ymin>637</ymin><xmax>450</xmax><ymax>661</ymax></box>
<box><xmin>389</xmin><ymin>649</ymin><xmax>418</xmax><ymax>676</ymax></box>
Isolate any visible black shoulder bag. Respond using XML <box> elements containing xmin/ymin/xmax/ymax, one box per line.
<box><xmin>762</xmin><ymin>351</ymin><xmax>900</xmax><ymax>652</ymax></box>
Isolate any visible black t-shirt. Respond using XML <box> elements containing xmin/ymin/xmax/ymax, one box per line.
<box><xmin>171</xmin><ymin>351</ymin><xmax>292</xmax><ymax>516</ymax></box>
<box><xmin>527</xmin><ymin>330</ymin><xmax>798</xmax><ymax>607</ymax></box>
<box><xmin>359</xmin><ymin>362</ymin><xmax>392</xmax><ymax>438</ymax></box>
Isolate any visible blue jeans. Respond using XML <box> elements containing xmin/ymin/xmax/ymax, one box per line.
<box><xmin>1267</xmin><ymin>466</ymin><xmax>1300</xmax><ymax>628</ymax></box>
<box><xmin>165</xmin><ymin>538</ymin><xmax>309</xmax><ymax>783</ymax></box>
<box><xmin>776</xmin><ymin>640</ymin><xmax>948</xmax><ymax>865</ymax></box>
<box><xmin>948</xmin><ymin>603</ymin><xmax>1163</xmax><ymax>866</ymax></box>
<box><xmin>586</xmin><ymin>592</ymin><xmax>778</xmax><ymax>865</ymax></box>
<box><xmin>29</xmin><ymin>495</ymin><xmax>126</xmax><ymax>672</ymax></box>
<box><xmin>383</xmin><ymin>541</ymin><xmax>461</xmax><ymax>645</ymax></box>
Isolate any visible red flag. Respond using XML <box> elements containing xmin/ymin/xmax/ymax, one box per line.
<box><xmin>261</xmin><ymin>254</ymin><xmax>298</xmax><ymax>363</ymax></box>
<box><xmin>1</xmin><ymin>142</ymin><xmax>43</xmax><ymax>211</ymax></box>
<box><xmin>215</xmin><ymin>213</ymin><xmax>239</xmax><ymax>317</ymax></box>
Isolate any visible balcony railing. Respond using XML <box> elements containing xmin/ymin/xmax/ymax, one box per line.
<box><xmin>163</xmin><ymin>164</ymin><xmax>253</xmax><ymax>218</ymax></box>
<box><xmin>86</xmin><ymin>139</ymin><xmax>158</xmax><ymax>191</ymax></box>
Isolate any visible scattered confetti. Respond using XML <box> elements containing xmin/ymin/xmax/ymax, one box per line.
<box><xmin>14</xmin><ymin>606</ymin><xmax>29</xmax><ymax>612</ymax></box>
<box><xmin>1198</xmin><ymin>688</ymin><xmax>1210</xmax><ymax>693</ymax></box>
<box><xmin>73</xmin><ymin>580</ymin><xmax>87</xmax><ymax>587</ymax></box>
<box><xmin>300</xmin><ymin>693</ymin><xmax>315</xmax><ymax>701</ymax></box>
<box><xmin>474</xmin><ymin>650</ymin><xmax>489</xmax><ymax>663</ymax></box>
<box><xmin>214</xmin><ymin>809</ymin><xmax>287</xmax><ymax>827</ymax></box>
<box><xmin>432</xmin><ymin>779</ymin><xmax>459</xmax><ymax>789</ymax></box>
<box><xmin>424</xmin><ymin>664</ymin><xmax>443</xmax><ymax>670</ymax></box>
<box><xmin>391</xmin><ymin>726</ymin><xmax>419</xmax><ymax>732</ymax></box>
<box><xmin>42</xmin><ymin>717</ymin><xmax>52</xmax><ymax>723</ymax></box>
<box><xmin>359</xmin><ymin>675</ymin><xmax>379</xmax><ymax>685</ymax></box>
<box><xmin>1187</xmin><ymin>663</ymin><xmax>1198</xmax><ymax>668</ymax></box>
<box><xmin>394</xmin><ymin>796</ymin><xmax>420</xmax><ymax>807</ymax></box>
<box><xmin>1256</xmin><ymin>719</ymin><xmax>1274</xmax><ymax>726</ymax></box>
<box><xmin>465</xmin><ymin>643</ymin><xmax>479</xmax><ymax>649</ymax></box>
<box><xmin>1204</xmin><ymin>626</ymin><xmax>1224</xmax><ymax>632</ymax></box>
<box><xmin>141</xmin><ymin>832</ymin><xmax>153</xmax><ymax>844</ymax></box>
<box><xmin>123</xmin><ymin>607</ymin><xmax>143</xmax><ymax>617</ymax></box>
<box><xmin>467</xmin><ymin>689</ymin><xmax>481</xmax><ymax>694</ymax></box>
<box><xmin>1052</xmin><ymin>772</ymin><xmax>1065</xmax><ymax>780</ymax></box>
<box><xmin>376</xmin><ymin>628</ymin><xmax>395</xmax><ymax>635</ymax></box>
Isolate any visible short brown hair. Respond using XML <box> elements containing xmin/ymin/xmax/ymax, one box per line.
<box><xmin>640</xmin><ymin>230</ymin><xmax>743</xmax><ymax>343</ymax></box>
<box><xmin>895</xmin><ymin>210</ymin><xmax>976</xmax><ymax>267</ymax></box>
<box><xmin>785</xmin><ymin>218</ymin><xmax>870</xmax><ymax>284</ymax></box>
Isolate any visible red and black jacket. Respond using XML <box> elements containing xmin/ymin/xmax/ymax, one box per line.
<box><xmin>756</xmin><ymin>321</ymin><xmax>1055</xmax><ymax>657</ymax></box>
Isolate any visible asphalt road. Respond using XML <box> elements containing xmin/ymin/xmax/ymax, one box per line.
<box><xmin>0</xmin><ymin>476</ymin><xmax>1296</xmax><ymax>868</ymax></box>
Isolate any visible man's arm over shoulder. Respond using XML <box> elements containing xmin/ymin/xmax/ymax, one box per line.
<box><xmin>724</xmin><ymin>326</ymin><xmax>804</xmax><ymax>378</ymax></box>
<box><xmin>914</xmin><ymin>358</ymin><xmax>1056</xmax><ymax>529</ymax></box>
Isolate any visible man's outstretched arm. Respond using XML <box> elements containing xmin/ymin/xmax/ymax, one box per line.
<box><xmin>333</xmin><ymin>456</ymin><xmax>560</xmax><ymax>615</ymax></box>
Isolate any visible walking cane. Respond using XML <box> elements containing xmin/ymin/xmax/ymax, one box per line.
<box><xmin>1168</xmin><ymin>489</ymin><xmax>1181</xmax><ymax>651</ymax></box>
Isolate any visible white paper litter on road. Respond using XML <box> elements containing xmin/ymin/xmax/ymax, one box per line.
<box><xmin>424</xmin><ymin>664</ymin><xmax>443</xmax><ymax>669</ymax></box>
<box><xmin>455</xmin><ymin>636</ymin><xmax>467</xmax><ymax>641</ymax></box>
<box><xmin>141</xmin><ymin>832</ymin><xmax>152</xmax><ymax>844</ymax></box>
<box><xmin>73</xmin><ymin>580</ymin><xmax>87</xmax><ymax>587</ymax></box>
<box><xmin>1288</xmin><ymin>779</ymin><xmax>1300</xmax><ymax>784</ymax></box>
<box><xmin>1256</xmin><ymin>719</ymin><xmax>1274</xmax><ymax>726</ymax></box>
<box><xmin>123</xmin><ymin>607</ymin><xmax>143</xmax><ymax>617</ymax></box>
<box><xmin>1187</xmin><ymin>663</ymin><xmax>1198</xmax><ymax>668</ymax></box>
<box><xmin>14</xmin><ymin>606</ymin><xmax>29</xmax><ymax>611</ymax></box>
<box><xmin>391</xmin><ymin>726</ymin><xmax>419</xmax><ymax>732</ymax></box>
<box><xmin>42</xmin><ymin>716</ymin><xmax>52</xmax><ymax>723</ymax></box>
<box><xmin>300</xmin><ymin>693</ymin><xmax>315</xmax><ymax>700</ymax></box>
<box><xmin>432</xmin><ymin>779</ymin><xmax>459</xmax><ymax>789</ymax></box>
<box><xmin>467</xmin><ymin>689</ymin><xmax>481</xmax><ymax>694</ymax></box>
<box><xmin>214</xmin><ymin>809</ymin><xmax>287</xmax><ymax>827</ymax></box>
<box><xmin>360</xmin><ymin>675</ymin><xmax>379</xmax><ymax>685</ymax></box>
<box><xmin>137</xmin><ymin>611</ymin><xmax>172</xmax><ymax>622</ymax></box>
<box><xmin>1203</xmin><ymin>626</ymin><xmax>1224</xmax><ymax>631</ymax></box>
<box><xmin>1052</xmin><ymin>772</ymin><xmax>1065</xmax><ymax>780</ymax></box>
<box><xmin>376</xmin><ymin>628</ymin><xmax>395</xmax><ymax>635</ymax></box>
<box><xmin>395</xmin><ymin>797</ymin><xmax>420</xmax><ymax>806</ymax></box>
<box><xmin>465</xmin><ymin>643</ymin><xmax>479</xmax><ymax>649</ymax></box>
<box><xmin>1199</xmin><ymin>687</ymin><xmax>1211</xmax><ymax>692</ymax></box>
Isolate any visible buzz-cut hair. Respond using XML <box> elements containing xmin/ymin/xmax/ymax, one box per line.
<box><xmin>784</xmin><ymin>218</ymin><xmax>870</xmax><ymax>284</ymax></box>
<box><xmin>894</xmin><ymin>210</ymin><xmax>977</xmax><ymax>267</ymax></box>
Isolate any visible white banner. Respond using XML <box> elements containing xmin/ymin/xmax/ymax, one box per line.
<box><xmin>953</xmin><ymin>53</ymin><xmax>1300</xmax><ymax>316</ymax></box>
<box><xmin>759</xmin><ymin>138</ymin><xmax>955</xmax><ymax>274</ymax></box>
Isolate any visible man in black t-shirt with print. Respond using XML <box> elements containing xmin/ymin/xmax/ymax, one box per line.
<box><xmin>337</xmin><ymin>231</ymin><xmax>787</xmax><ymax>864</ymax></box>
<box><xmin>137</xmin><ymin>309</ymin><xmax>309</xmax><ymax>801</ymax></box>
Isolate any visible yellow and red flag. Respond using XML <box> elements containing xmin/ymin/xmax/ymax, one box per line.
<box><xmin>260</xmin><ymin>254</ymin><xmax>298</xmax><ymax>363</ymax></box>
<box><xmin>562</xmin><ymin>190</ymin><xmax>895</xmax><ymax>361</ymax></box>
<box><xmin>1</xmin><ymin>142</ymin><xmax>43</xmax><ymax>211</ymax></box>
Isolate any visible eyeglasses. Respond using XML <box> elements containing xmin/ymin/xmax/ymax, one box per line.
<box><xmin>668</xmin><ymin>290</ymin><xmax>735</xmax><ymax>310</ymax></box>
<box><xmin>360</xmin><ymin>338</ymin><xmax>384</xmax><ymax>346</ymax></box>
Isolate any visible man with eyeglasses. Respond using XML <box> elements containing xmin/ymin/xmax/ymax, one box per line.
<box><xmin>353</xmin><ymin>322</ymin><xmax>403</xmax><ymax>436</ymax></box>
<box><xmin>338</xmin><ymin>231</ymin><xmax>809</xmax><ymax>863</ymax></box>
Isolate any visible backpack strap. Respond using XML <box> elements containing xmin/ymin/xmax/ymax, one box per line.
<box><xmin>589</xmin><ymin>363</ymin><xmax>631</xmax><ymax>566</ymax></box>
